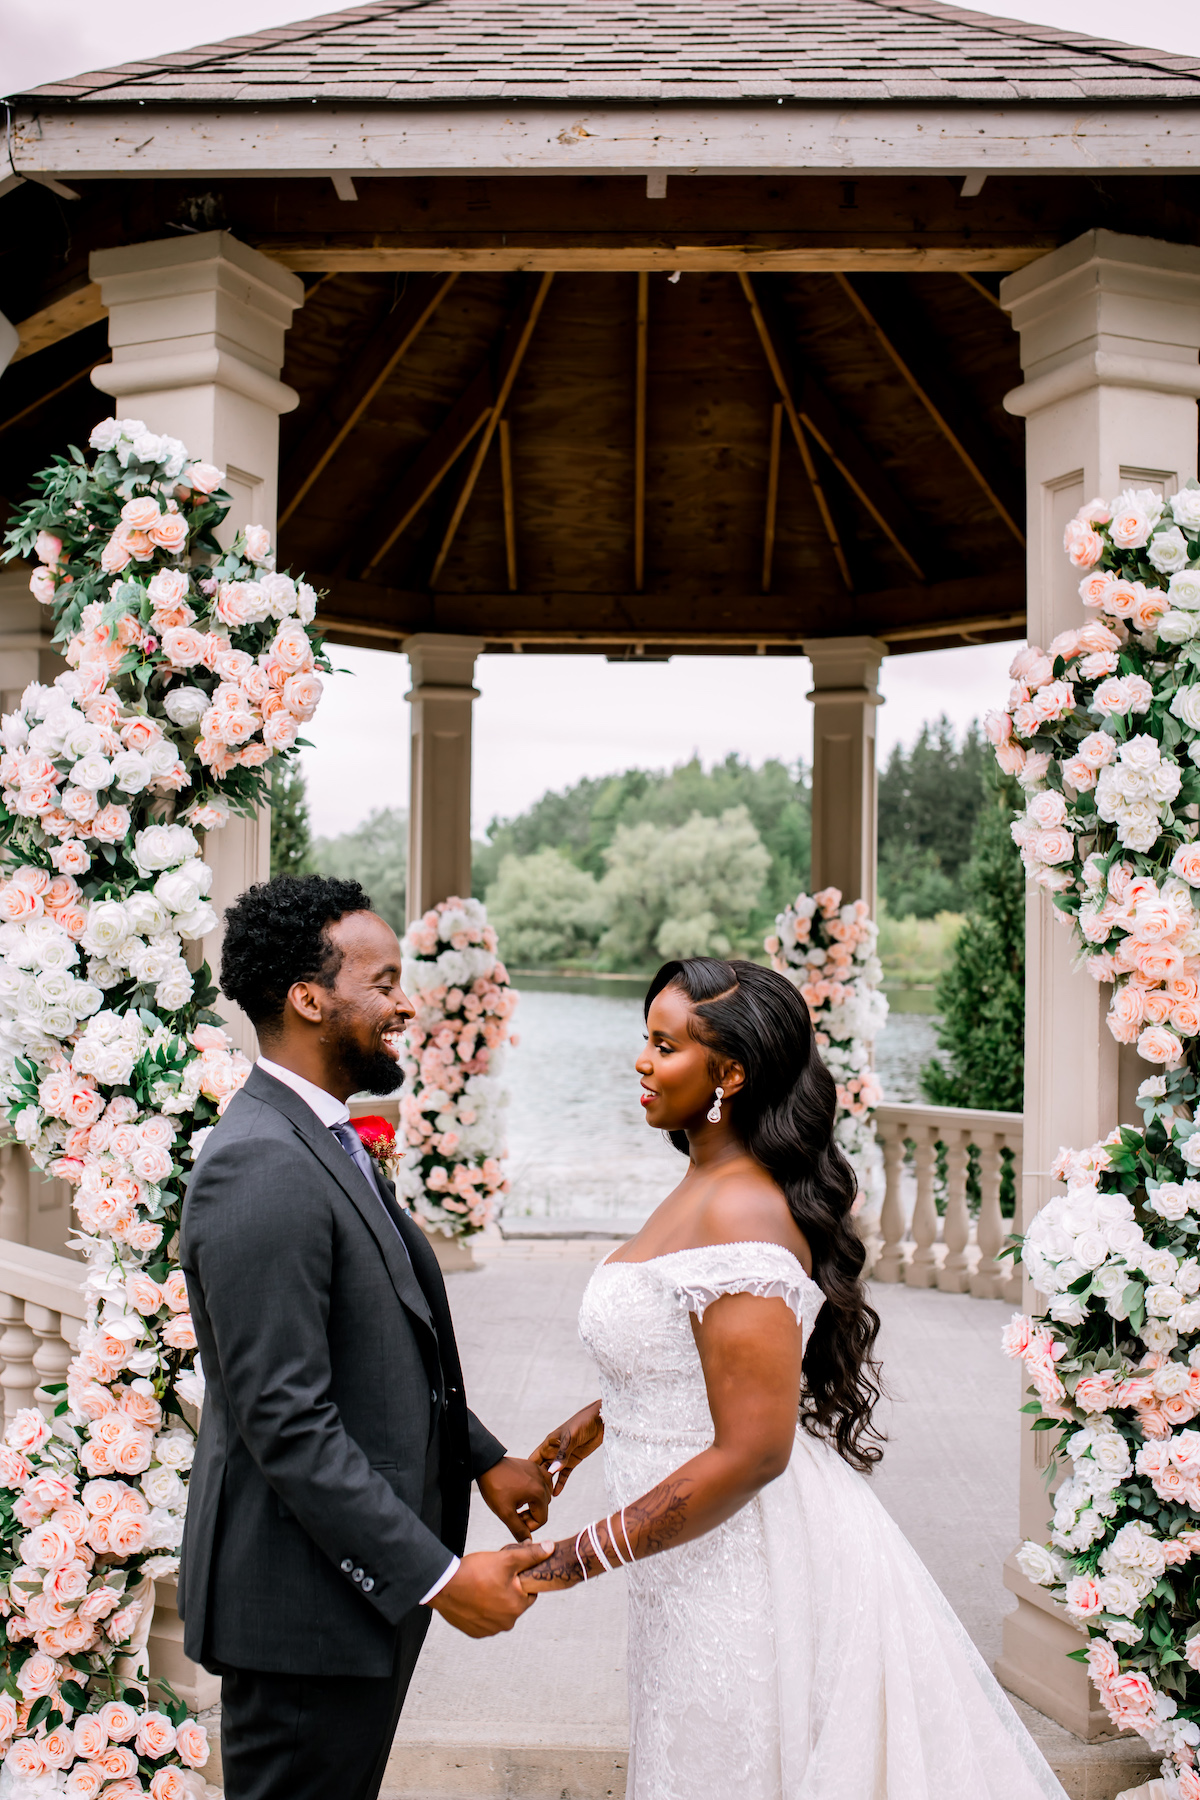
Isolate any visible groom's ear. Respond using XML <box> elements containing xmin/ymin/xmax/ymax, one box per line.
<box><xmin>286</xmin><ymin>978</ymin><xmax>328</xmax><ymax>1026</ymax></box>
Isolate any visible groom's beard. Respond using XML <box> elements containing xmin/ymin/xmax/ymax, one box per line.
<box><xmin>332</xmin><ymin>1026</ymin><xmax>403</xmax><ymax>1096</ymax></box>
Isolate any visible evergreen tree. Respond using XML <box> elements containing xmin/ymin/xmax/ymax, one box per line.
<box><xmin>878</xmin><ymin>717</ymin><xmax>989</xmax><ymax>917</ymax></box>
<box><xmin>310</xmin><ymin>807</ymin><xmax>407</xmax><ymax>935</ymax></box>
<box><xmin>269</xmin><ymin>763</ymin><xmax>313</xmax><ymax>878</ymax></box>
<box><xmin>919</xmin><ymin>768</ymin><xmax>1025</xmax><ymax>1113</ymax></box>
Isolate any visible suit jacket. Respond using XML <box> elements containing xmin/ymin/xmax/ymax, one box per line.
<box><xmin>177</xmin><ymin>1064</ymin><xmax>505</xmax><ymax>1677</ymax></box>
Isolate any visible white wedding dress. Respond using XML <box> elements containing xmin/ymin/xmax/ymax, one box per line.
<box><xmin>577</xmin><ymin>1240</ymin><xmax>1068</xmax><ymax>1800</ymax></box>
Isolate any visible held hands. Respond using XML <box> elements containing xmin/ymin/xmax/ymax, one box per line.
<box><xmin>477</xmin><ymin>1455</ymin><xmax>552</xmax><ymax>1541</ymax></box>
<box><xmin>529</xmin><ymin>1398</ymin><xmax>604</xmax><ymax>1497</ymax></box>
<box><xmin>427</xmin><ymin>1541</ymin><xmax>554</xmax><ymax>1638</ymax></box>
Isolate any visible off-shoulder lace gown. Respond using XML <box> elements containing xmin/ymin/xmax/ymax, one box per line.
<box><xmin>578</xmin><ymin>1241</ymin><xmax>1067</xmax><ymax>1800</ymax></box>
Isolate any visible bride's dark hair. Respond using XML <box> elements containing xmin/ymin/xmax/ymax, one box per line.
<box><xmin>645</xmin><ymin>956</ymin><xmax>884</xmax><ymax>1472</ymax></box>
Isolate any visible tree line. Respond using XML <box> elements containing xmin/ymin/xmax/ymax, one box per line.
<box><xmin>269</xmin><ymin>718</ymin><xmax>1024</xmax><ymax>1111</ymax></box>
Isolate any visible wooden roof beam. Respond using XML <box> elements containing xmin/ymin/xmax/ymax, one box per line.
<box><xmin>429</xmin><ymin>271</ymin><xmax>553</xmax><ymax>587</ymax></box>
<box><xmin>740</xmin><ymin>274</ymin><xmax>926</xmax><ymax>584</ymax></box>
<box><xmin>634</xmin><ymin>271</ymin><xmax>649</xmax><ymax>594</ymax></box>
<box><xmin>833</xmin><ymin>272</ymin><xmax>1025</xmax><ymax>546</ymax></box>
<box><xmin>278</xmin><ymin>271</ymin><xmax>458</xmax><ymax>529</ymax></box>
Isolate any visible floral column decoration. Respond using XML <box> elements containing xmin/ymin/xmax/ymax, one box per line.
<box><xmin>390</xmin><ymin>898</ymin><xmax>515</xmax><ymax>1239</ymax></box>
<box><xmin>0</xmin><ymin>418</ymin><xmax>331</xmax><ymax>1797</ymax></box>
<box><xmin>767</xmin><ymin>887</ymin><xmax>887</xmax><ymax>1198</ymax></box>
<box><xmin>994</xmin><ymin>480</ymin><xmax>1200</xmax><ymax>1795</ymax></box>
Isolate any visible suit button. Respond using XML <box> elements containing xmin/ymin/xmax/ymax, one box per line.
<box><xmin>431</xmin><ymin>1389</ymin><xmax>439</xmax><ymax>1406</ymax></box>
<box><xmin>352</xmin><ymin>1568</ymin><xmax>364</xmax><ymax>1583</ymax></box>
<box><xmin>341</xmin><ymin>1559</ymin><xmax>353</xmax><ymax>1573</ymax></box>
<box><xmin>361</xmin><ymin>1577</ymin><xmax>375</xmax><ymax>1593</ymax></box>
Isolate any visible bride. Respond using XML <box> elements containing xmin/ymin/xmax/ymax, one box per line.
<box><xmin>522</xmin><ymin>956</ymin><xmax>1067</xmax><ymax>1800</ymax></box>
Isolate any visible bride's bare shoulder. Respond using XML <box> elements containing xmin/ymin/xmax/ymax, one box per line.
<box><xmin>695</xmin><ymin>1174</ymin><xmax>812</xmax><ymax>1274</ymax></box>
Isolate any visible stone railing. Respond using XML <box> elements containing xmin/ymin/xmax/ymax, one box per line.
<box><xmin>868</xmin><ymin>1102</ymin><xmax>1023</xmax><ymax>1303</ymax></box>
<box><xmin>0</xmin><ymin>1238</ymin><xmax>87</xmax><ymax>1422</ymax></box>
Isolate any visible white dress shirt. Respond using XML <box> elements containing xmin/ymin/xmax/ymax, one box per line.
<box><xmin>254</xmin><ymin>1057</ymin><xmax>460</xmax><ymax>1605</ymax></box>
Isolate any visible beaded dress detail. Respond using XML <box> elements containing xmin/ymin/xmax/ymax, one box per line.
<box><xmin>578</xmin><ymin>1241</ymin><xmax>1067</xmax><ymax>1800</ymax></box>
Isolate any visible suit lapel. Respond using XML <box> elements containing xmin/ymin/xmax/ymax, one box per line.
<box><xmin>374</xmin><ymin>1168</ymin><xmax>466</xmax><ymax>1390</ymax></box>
<box><xmin>242</xmin><ymin>1067</ymin><xmax>435</xmax><ymax>1337</ymax></box>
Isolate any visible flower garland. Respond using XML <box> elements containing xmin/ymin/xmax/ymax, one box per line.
<box><xmin>987</xmin><ymin>481</ymin><xmax>1200</xmax><ymax>1083</ymax></box>
<box><xmin>1005</xmin><ymin>1081</ymin><xmax>1200</xmax><ymax>1794</ymax></box>
<box><xmin>394</xmin><ymin>899</ymin><xmax>514</xmax><ymax>1239</ymax></box>
<box><xmin>767</xmin><ymin>887</ymin><xmax>887</xmax><ymax>1187</ymax></box>
<box><xmin>0</xmin><ymin>416</ymin><xmax>330</xmax><ymax>1796</ymax></box>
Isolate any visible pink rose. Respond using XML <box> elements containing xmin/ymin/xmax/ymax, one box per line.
<box><xmin>44</xmin><ymin>1560</ymin><xmax>90</xmax><ymax>1605</ymax></box>
<box><xmin>48</xmin><ymin>838</ymin><xmax>91</xmax><ymax>874</ymax></box>
<box><xmin>151</xmin><ymin>1770</ymin><xmax>207</xmax><ymax>1800</ymax></box>
<box><xmin>1062</xmin><ymin>756</ymin><xmax>1096</xmax><ymax>792</ymax></box>
<box><xmin>98</xmin><ymin>1700</ymin><xmax>140</xmax><ymax>1742</ymax></box>
<box><xmin>244</xmin><ymin>524</ymin><xmax>272</xmax><ymax>564</ymax></box>
<box><xmin>264</xmin><ymin>712</ymin><xmax>298</xmax><ymax>750</ymax></box>
<box><xmin>1034</xmin><ymin>828</ymin><xmax>1075</xmax><ymax>866</ymax></box>
<box><xmin>149</xmin><ymin>511</ymin><xmax>189</xmax><ymax>554</ymax></box>
<box><xmin>7</xmin><ymin>1409</ymin><xmax>52</xmax><ymax>1455</ymax></box>
<box><xmin>184</xmin><ymin>462</ymin><xmax>224</xmax><ymax>494</ymax></box>
<box><xmin>283</xmin><ymin>672</ymin><xmax>323</xmax><ymax>720</ymax></box>
<box><xmin>1172</xmin><ymin>844</ymin><xmax>1200</xmax><ymax>886</ymax></box>
<box><xmin>94</xmin><ymin>1743</ymin><xmax>139</xmax><ymax>1779</ymax></box>
<box><xmin>91</xmin><ymin>803</ymin><xmax>132</xmax><ymax>842</ymax></box>
<box><xmin>16</xmin><ymin>1648</ymin><xmax>61</xmax><ymax>1697</ymax></box>
<box><xmin>6</xmin><ymin>1740</ymin><xmax>48</xmax><ymax>1779</ymax></box>
<box><xmin>125</xmin><ymin>1272</ymin><xmax>164</xmax><ymax>1316</ymax></box>
<box><xmin>1110</xmin><ymin>498</ymin><xmax>1156</xmax><ymax>551</ymax></box>
<box><xmin>100</xmin><ymin>534</ymin><xmax>133</xmax><ymax>575</ymax></box>
<box><xmin>73</xmin><ymin>1713</ymin><xmax>109</xmax><ymax>1759</ymax></box>
<box><xmin>161</xmin><ymin>627</ymin><xmax>207</xmax><ymax>668</ymax></box>
<box><xmin>1140</xmin><ymin>1023</ymin><xmax>1184</xmax><ymax>1064</ymax></box>
<box><xmin>34</xmin><ymin>530</ymin><xmax>63</xmax><ymax>566</ymax></box>
<box><xmin>266</xmin><ymin>620</ymin><xmax>314</xmax><ymax>675</ymax></box>
<box><xmin>1079</xmin><ymin>569</ymin><xmax>1118</xmax><ymax>610</ymax></box>
<box><xmin>29</xmin><ymin>565</ymin><xmax>57</xmax><ymax>603</ymax></box>
<box><xmin>162</xmin><ymin>1313</ymin><xmax>197</xmax><ymax>1351</ymax></box>
<box><xmin>1064</xmin><ymin>518</ymin><xmax>1104</xmax><ymax>568</ymax></box>
<box><xmin>78</xmin><ymin>1586</ymin><xmax>120</xmax><ymax>1625</ymax></box>
<box><xmin>121</xmin><ymin>496</ymin><xmax>161</xmax><ymax>532</ymax></box>
<box><xmin>162</xmin><ymin>1269</ymin><xmax>190</xmax><ymax>1312</ymax></box>
<box><xmin>175</xmin><ymin>1720</ymin><xmax>209</xmax><ymax>1769</ymax></box>
<box><xmin>136</xmin><ymin>1710</ymin><xmax>177</xmax><ymax>1758</ymax></box>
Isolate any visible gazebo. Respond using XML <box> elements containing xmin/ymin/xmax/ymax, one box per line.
<box><xmin>3</xmin><ymin>0</ymin><xmax>1200</xmax><ymax>1753</ymax></box>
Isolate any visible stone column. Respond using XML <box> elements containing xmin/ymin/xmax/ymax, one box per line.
<box><xmin>995</xmin><ymin>230</ymin><xmax>1200</xmax><ymax>1737</ymax></box>
<box><xmin>404</xmin><ymin>636</ymin><xmax>483</xmax><ymax>920</ymax></box>
<box><xmin>802</xmin><ymin>636</ymin><xmax>887</xmax><ymax>913</ymax></box>
<box><xmin>89</xmin><ymin>232</ymin><xmax>305</xmax><ymax>1055</ymax></box>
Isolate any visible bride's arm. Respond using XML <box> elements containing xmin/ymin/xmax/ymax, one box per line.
<box><xmin>521</xmin><ymin>1292</ymin><xmax>804</xmax><ymax>1590</ymax></box>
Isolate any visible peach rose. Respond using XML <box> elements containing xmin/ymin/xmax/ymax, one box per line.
<box><xmin>149</xmin><ymin>511</ymin><xmax>188</xmax><ymax>554</ymax></box>
<box><xmin>162</xmin><ymin>1269</ymin><xmax>189</xmax><ymax>1312</ymax></box>
<box><xmin>283</xmin><ymin>672</ymin><xmax>323</xmax><ymax>720</ymax></box>
<box><xmin>1131</xmin><ymin>586</ymin><xmax>1167</xmax><ymax>634</ymax></box>
<box><xmin>184</xmin><ymin>462</ymin><xmax>224</xmax><ymax>494</ymax></box>
<box><xmin>52</xmin><ymin>839</ymin><xmax>91</xmax><ymax>876</ymax></box>
<box><xmin>6</xmin><ymin>1739</ymin><xmax>48</xmax><ymax>1779</ymax></box>
<box><xmin>267</xmin><ymin>620</ymin><xmax>314</xmax><ymax>675</ymax></box>
<box><xmin>91</xmin><ymin>803</ymin><xmax>132</xmax><ymax>842</ymax></box>
<box><xmin>25</xmin><ymin>1474</ymin><xmax>74</xmax><ymax>1514</ymax></box>
<box><xmin>1135</xmin><ymin>943</ymin><xmax>1183</xmax><ymax>984</ymax></box>
<box><xmin>98</xmin><ymin>1700</ymin><xmax>139</xmax><ymax>1742</ymax></box>
<box><xmin>125</xmin><ymin>1272</ymin><xmax>164</xmax><ymax>1316</ymax></box>
<box><xmin>174</xmin><ymin>1720</ymin><xmax>209</xmax><ymax>1769</ymax></box>
<box><xmin>94</xmin><ymin>1743</ymin><xmax>139</xmax><ymax>1778</ymax></box>
<box><xmin>100</xmin><ymin>535</ymin><xmax>132</xmax><ymax>576</ymax></box>
<box><xmin>238</xmin><ymin>742</ymin><xmax>273</xmax><ymax>768</ymax></box>
<box><xmin>72</xmin><ymin>1713</ymin><xmax>109</xmax><ymax>1758</ymax></box>
<box><xmin>1139</xmin><ymin>1023</ymin><xmax>1184</xmax><ymax>1064</ymax></box>
<box><xmin>16</xmin><ymin>1648</ymin><xmax>61</xmax><ymax>1696</ymax></box>
<box><xmin>263</xmin><ymin>713</ymin><xmax>298</xmax><ymax>751</ymax></box>
<box><xmin>124</xmin><ymin>1219</ymin><xmax>163</xmax><ymax>1253</ymax></box>
<box><xmin>1172</xmin><ymin>844</ymin><xmax>1200</xmax><ymax>886</ymax></box>
<box><xmin>7</xmin><ymin>1409</ymin><xmax>53</xmax><ymax>1454</ymax></box>
<box><xmin>151</xmin><ymin>1770</ymin><xmax>206</xmax><ymax>1800</ymax></box>
<box><xmin>120</xmin><ymin>716</ymin><xmax>164</xmax><ymax>753</ymax></box>
<box><xmin>162</xmin><ymin>1313</ymin><xmax>197</xmax><ymax>1351</ymax></box>
<box><xmin>1079</xmin><ymin>569</ymin><xmax>1118</xmax><ymax>610</ymax></box>
<box><xmin>1034</xmin><ymin>828</ymin><xmax>1075</xmax><ymax>866</ymax></box>
<box><xmin>136</xmin><ymin>1710</ymin><xmax>177</xmax><ymax>1758</ymax></box>
<box><xmin>1064</xmin><ymin>518</ymin><xmax>1104</xmax><ymax>568</ymax></box>
<box><xmin>161</xmin><ymin>627</ymin><xmax>207</xmax><ymax>668</ymax></box>
<box><xmin>112</xmin><ymin>1432</ymin><xmax>154</xmax><ymax>1479</ymax></box>
<box><xmin>1172</xmin><ymin>1000</ymin><xmax>1200</xmax><ymax>1037</ymax></box>
<box><xmin>44</xmin><ymin>1560</ymin><xmax>90</xmax><ymax>1605</ymax></box>
<box><xmin>41</xmin><ymin>1723</ymin><xmax>76</xmax><ymax>1769</ymax></box>
<box><xmin>78</xmin><ymin>1586</ymin><xmax>120</xmax><ymax>1625</ymax></box>
<box><xmin>50</xmin><ymin>1502</ymin><xmax>87</xmax><ymax>1540</ymax></box>
<box><xmin>121</xmin><ymin>497</ymin><xmax>161</xmax><ymax>532</ymax></box>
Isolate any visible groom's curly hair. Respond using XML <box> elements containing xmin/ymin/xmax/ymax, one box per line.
<box><xmin>220</xmin><ymin>873</ymin><xmax>373</xmax><ymax>1034</ymax></box>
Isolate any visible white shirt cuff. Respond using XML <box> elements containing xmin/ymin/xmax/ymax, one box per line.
<box><xmin>420</xmin><ymin>1556</ymin><xmax>460</xmax><ymax>1606</ymax></box>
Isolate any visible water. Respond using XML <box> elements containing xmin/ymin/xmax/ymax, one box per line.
<box><xmin>502</xmin><ymin>984</ymin><xmax>943</xmax><ymax>1224</ymax></box>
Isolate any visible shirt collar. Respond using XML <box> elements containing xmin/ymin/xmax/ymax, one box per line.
<box><xmin>256</xmin><ymin>1056</ymin><xmax>349</xmax><ymax>1130</ymax></box>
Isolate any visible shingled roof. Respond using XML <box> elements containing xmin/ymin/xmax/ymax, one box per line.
<box><xmin>20</xmin><ymin>0</ymin><xmax>1200</xmax><ymax>107</ymax></box>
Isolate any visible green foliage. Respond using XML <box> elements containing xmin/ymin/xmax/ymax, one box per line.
<box><xmin>597</xmin><ymin>806</ymin><xmax>771</xmax><ymax>969</ymax></box>
<box><xmin>269</xmin><ymin>763</ymin><xmax>313</xmax><ymax>878</ymax></box>
<box><xmin>920</xmin><ymin>768</ymin><xmax>1026</xmax><ymax>1113</ymax></box>
<box><xmin>310</xmin><ymin>806</ymin><xmax>407</xmax><ymax>935</ymax></box>
<box><xmin>878</xmin><ymin>717</ymin><xmax>990</xmax><ymax>918</ymax></box>
<box><xmin>875</xmin><ymin>906</ymin><xmax>965</xmax><ymax>988</ymax></box>
<box><xmin>473</xmin><ymin>754</ymin><xmax>810</xmax><ymax>930</ymax></box>
<box><xmin>485</xmin><ymin>847</ymin><xmax>607</xmax><ymax>966</ymax></box>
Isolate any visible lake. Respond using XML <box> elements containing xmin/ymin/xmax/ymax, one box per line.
<box><xmin>502</xmin><ymin>979</ymin><xmax>941</xmax><ymax>1227</ymax></box>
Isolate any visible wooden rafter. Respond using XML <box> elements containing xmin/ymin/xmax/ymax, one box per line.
<box><xmin>358</xmin><ymin>365</ymin><xmax>494</xmax><ymax>577</ymax></box>
<box><xmin>737</xmin><ymin>274</ymin><xmax>851</xmax><ymax>589</ymax></box>
<box><xmin>739</xmin><ymin>274</ymin><xmax>926</xmax><ymax>583</ymax></box>
<box><xmin>499</xmin><ymin>418</ymin><xmax>517</xmax><ymax>593</ymax></box>
<box><xmin>278</xmin><ymin>272</ymin><xmax>458</xmax><ymax>529</ymax></box>
<box><xmin>12</xmin><ymin>282</ymin><xmax>105</xmax><ymax>363</ymax></box>
<box><xmin>959</xmin><ymin>272</ymin><xmax>1006</xmax><ymax>312</ymax></box>
<box><xmin>833</xmin><ymin>273</ymin><xmax>1025</xmax><ymax>547</ymax></box>
<box><xmin>762</xmin><ymin>401</ymin><xmax>782</xmax><ymax>594</ymax></box>
<box><xmin>634</xmin><ymin>271</ymin><xmax>649</xmax><ymax>594</ymax></box>
<box><xmin>429</xmin><ymin>272</ymin><xmax>554</xmax><ymax>588</ymax></box>
<box><xmin>0</xmin><ymin>356</ymin><xmax>105</xmax><ymax>434</ymax></box>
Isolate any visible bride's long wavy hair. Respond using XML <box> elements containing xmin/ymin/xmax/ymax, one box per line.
<box><xmin>646</xmin><ymin>956</ymin><xmax>884</xmax><ymax>1472</ymax></box>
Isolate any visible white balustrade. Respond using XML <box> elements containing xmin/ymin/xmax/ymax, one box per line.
<box><xmin>0</xmin><ymin>1240</ymin><xmax>86</xmax><ymax>1421</ymax></box>
<box><xmin>869</xmin><ymin>1103</ymin><xmax>1023</xmax><ymax>1303</ymax></box>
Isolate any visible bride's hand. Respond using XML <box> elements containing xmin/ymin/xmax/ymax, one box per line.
<box><xmin>529</xmin><ymin>1398</ymin><xmax>604</xmax><ymax>1496</ymax></box>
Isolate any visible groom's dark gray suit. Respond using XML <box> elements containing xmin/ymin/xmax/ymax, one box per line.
<box><xmin>178</xmin><ymin>1063</ymin><xmax>505</xmax><ymax>1794</ymax></box>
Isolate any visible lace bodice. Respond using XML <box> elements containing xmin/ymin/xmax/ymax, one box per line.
<box><xmin>577</xmin><ymin>1236</ymin><xmax>1068</xmax><ymax>1800</ymax></box>
<box><xmin>580</xmin><ymin>1240</ymin><xmax>824</xmax><ymax>1462</ymax></box>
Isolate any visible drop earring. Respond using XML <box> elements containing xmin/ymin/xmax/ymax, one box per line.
<box><xmin>707</xmin><ymin>1086</ymin><xmax>724</xmax><ymax>1124</ymax></box>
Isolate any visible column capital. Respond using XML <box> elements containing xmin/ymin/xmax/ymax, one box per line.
<box><xmin>89</xmin><ymin>231</ymin><xmax>304</xmax><ymax>414</ymax></box>
<box><xmin>1001</xmin><ymin>229</ymin><xmax>1200</xmax><ymax>419</ymax></box>
<box><xmin>403</xmin><ymin>634</ymin><xmax>485</xmax><ymax>691</ymax></box>
<box><xmin>802</xmin><ymin>635</ymin><xmax>889</xmax><ymax>691</ymax></box>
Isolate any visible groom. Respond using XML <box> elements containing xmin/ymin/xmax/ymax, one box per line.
<box><xmin>179</xmin><ymin>873</ymin><xmax>552</xmax><ymax>1800</ymax></box>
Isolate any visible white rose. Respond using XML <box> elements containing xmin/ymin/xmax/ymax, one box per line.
<box><xmin>153</xmin><ymin>1430</ymin><xmax>195</xmax><ymax>1470</ymax></box>
<box><xmin>1073</xmin><ymin>1230</ymin><xmax>1110</xmax><ymax>1270</ymax></box>
<box><xmin>1097</xmin><ymin>1573</ymin><xmax>1141</xmax><ymax>1617</ymax></box>
<box><xmin>68</xmin><ymin>981</ymin><xmax>103</xmax><ymax>1019</ymax></box>
<box><xmin>163</xmin><ymin>687</ymin><xmax>211</xmax><ymax>730</ymax></box>
<box><xmin>1091</xmin><ymin>1263</ymin><xmax>1130</xmax><ymax>1299</ymax></box>
<box><xmin>143</xmin><ymin>740</ymin><xmax>182</xmax><ymax>777</ymax></box>
<box><xmin>1145</xmin><ymin>1283</ymin><xmax>1183</xmax><ymax>1318</ymax></box>
<box><xmin>124</xmin><ymin>893</ymin><xmax>171</xmax><ymax>937</ymax></box>
<box><xmin>32</xmin><ymin>935</ymin><xmax>76</xmax><ymax>975</ymax></box>
<box><xmin>1150</xmin><ymin>1183</ymin><xmax>1191</xmax><ymax>1221</ymax></box>
<box><xmin>89</xmin><ymin>418</ymin><xmax>123</xmax><ymax>452</ymax></box>
<box><xmin>141</xmin><ymin>1464</ymin><xmax>185</xmax><ymax>1509</ymax></box>
<box><xmin>1172</xmin><ymin>686</ymin><xmax>1200</xmax><ymax>732</ymax></box>
<box><xmin>1170</xmin><ymin>486</ymin><xmax>1200</xmax><ymax>530</ymax></box>
<box><xmin>172</xmin><ymin>903</ymin><xmax>217</xmax><ymax>943</ymax></box>
<box><xmin>81</xmin><ymin>901</ymin><xmax>131</xmax><ymax>955</ymax></box>
<box><xmin>109</xmin><ymin>750</ymin><xmax>151</xmax><ymax>794</ymax></box>
<box><xmin>1183</xmin><ymin>1134</ymin><xmax>1200</xmax><ymax>1167</ymax></box>
<box><xmin>35</xmin><ymin>969</ymin><xmax>74</xmax><ymax>1007</ymax></box>
<box><xmin>69</xmin><ymin>752</ymin><xmax>112</xmax><ymax>792</ymax></box>
<box><xmin>1157</xmin><ymin>611</ymin><xmax>1197</xmax><ymax>643</ymax></box>
<box><xmin>259</xmin><ymin>572</ymin><xmax>297</xmax><ymax>619</ymax></box>
<box><xmin>1148</xmin><ymin>526</ymin><xmax>1190</xmax><ymax>574</ymax></box>
<box><xmin>155</xmin><ymin>971</ymin><xmax>194</xmax><ymax>1011</ymax></box>
<box><xmin>1015</xmin><ymin>1541</ymin><xmax>1063</xmax><ymax>1587</ymax></box>
<box><xmin>133</xmin><ymin>823</ymin><xmax>199</xmax><ymax>876</ymax></box>
<box><xmin>1090</xmin><ymin>1432</ymin><xmax>1133</xmax><ymax>1477</ymax></box>
<box><xmin>296</xmin><ymin>582</ymin><xmax>318</xmax><ymax>624</ymax></box>
<box><xmin>1177</xmin><ymin>1256</ymin><xmax>1200</xmax><ymax>1296</ymax></box>
<box><xmin>127</xmin><ymin>942</ymin><xmax>174</xmax><ymax>985</ymax></box>
<box><xmin>1142</xmin><ymin>1248</ymin><xmax>1179</xmax><ymax>1283</ymax></box>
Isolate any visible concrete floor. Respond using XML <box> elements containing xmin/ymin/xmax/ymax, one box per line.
<box><xmin>380</xmin><ymin>1241</ymin><xmax>1158</xmax><ymax>1799</ymax></box>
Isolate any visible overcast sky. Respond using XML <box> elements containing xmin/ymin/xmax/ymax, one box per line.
<box><xmin>5</xmin><ymin>0</ymin><xmax>1190</xmax><ymax>839</ymax></box>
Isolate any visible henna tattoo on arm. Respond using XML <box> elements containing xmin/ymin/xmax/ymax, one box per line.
<box><xmin>625</xmin><ymin>1478</ymin><xmax>693</xmax><ymax>1556</ymax></box>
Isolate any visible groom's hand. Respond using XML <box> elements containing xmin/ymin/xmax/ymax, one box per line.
<box><xmin>426</xmin><ymin>1542</ymin><xmax>554</xmax><ymax>1638</ymax></box>
<box><xmin>477</xmin><ymin>1455</ymin><xmax>552</xmax><ymax>1540</ymax></box>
